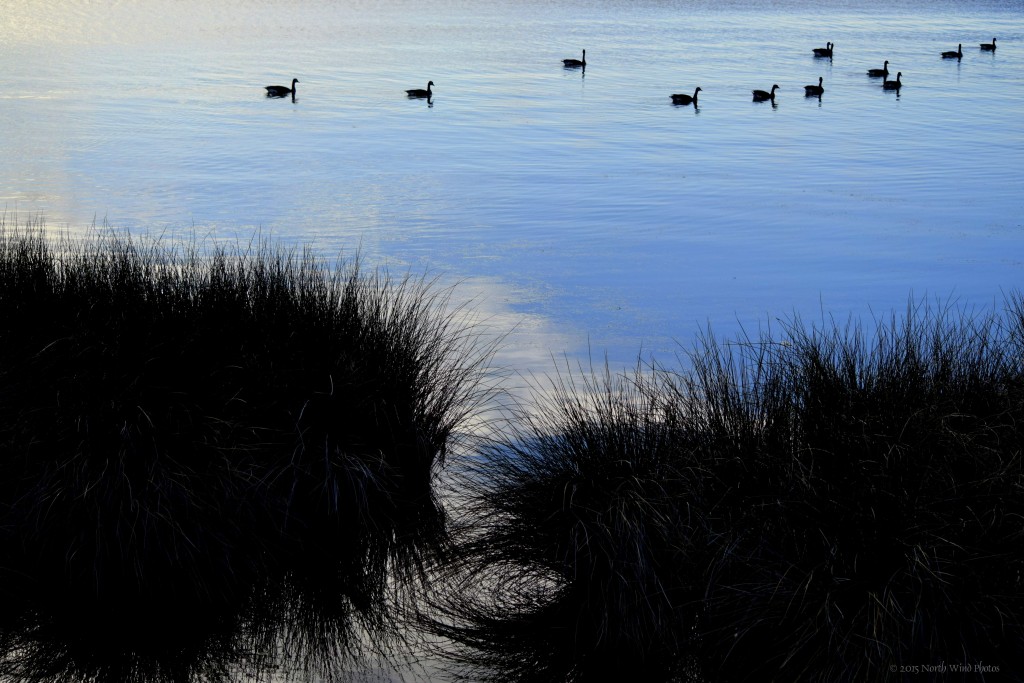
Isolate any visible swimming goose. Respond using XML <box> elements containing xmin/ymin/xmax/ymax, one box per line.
<box><xmin>813</xmin><ymin>42</ymin><xmax>833</xmax><ymax>58</ymax></box>
<box><xmin>670</xmin><ymin>87</ymin><xmax>701</xmax><ymax>105</ymax></box>
<box><xmin>406</xmin><ymin>81</ymin><xmax>434</xmax><ymax>98</ymax></box>
<box><xmin>867</xmin><ymin>60</ymin><xmax>889</xmax><ymax>77</ymax></box>
<box><xmin>563</xmin><ymin>50</ymin><xmax>586</xmax><ymax>67</ymax></box>
<box><xmin>980</xmin><ymin>37</ymin><xmax>996</xmax><ymax>51</ymax></box>
<box><xmin>804</xmin><ymin>77</ymin><xmax>824</xmax><ymax>96</ymax></box>
<box><xmin>882</xmin><ymin>72</ymin><xmax>903</xmax><ymax>89</ymax></box>
<box><xmin>941</xmin><ymin>44</ymin><xmax>963</xmax><ymax>59</ymax></box>
<box><xmin>265</xmin><ymin>78</ymin><xmax>298</xmax><ymax>98</ymax></box>
<box><xmin>752</xmin><ymin>84</ymin><xmax>780</xmax><ymax>102</ymax></box>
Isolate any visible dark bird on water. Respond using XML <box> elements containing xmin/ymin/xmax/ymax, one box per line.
<box><xmin>882</xmin><ymin>72</ymin><xmax>903</xmax><ymax>90</ymax></box>
<box><xmin>265</xmin><ymin>78</ymin><xmax>298</xmax><ymax>98</ymax></box>
<box><xmin>752</xmin><ymin>84</ymin><xmax>780</xmax><ymax>102</ymax></box>
<box><xmin>980</xmin><ymin>37</ymin><xmax>996</xmax><ymax>51</ymax></box>
<box><xmin>941</xmin><ymin>44</ymin><xmax>963</xmax><ymax>59</ymax></box>
<box><xmin>804</xmin><ymin>76</ymin><xmax>824</xmax><ymax>96</ymax></box>
<box><xmin>563</xmin><ymin>50</ymin><xmax>586</xmax><ymax>67</ymax></box>
<box><xmin>867</xmin><ymin>60</ymin><xmax>889</xmax><ymax>77</ymax></box>
<box><xmin>670</xmin><ymin>87</ymin><xmax>701</xmax><ymax>105</ymax></box>
<box><xmin>406</xmin><ymin>81</ymin><xmax>434</xmax><ymax>98</ymax></box>
<box><xmin>813</xmin><ymin>42</ymin><xmax>833</xmax><ymax>58</ymax></box>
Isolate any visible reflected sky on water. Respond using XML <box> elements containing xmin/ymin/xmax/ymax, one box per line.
<box><xmin>2</xmin><ymin>0</ymin><xmax>1023</xmax><ymax>374</ymax></box>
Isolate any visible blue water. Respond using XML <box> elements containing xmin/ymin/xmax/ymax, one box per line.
<box><xmin>2</xmin><ymin>0</ymin><xmax>1023</xmax><ymax>373</ymax></box>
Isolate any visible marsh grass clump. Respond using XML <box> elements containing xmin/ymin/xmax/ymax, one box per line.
<box><xmin>0</xmin><ymin>225</ymin><xmax>494</xmax><ymax>682</ymax></box>
<box><xmin>694</xmin><ymin>301</ymin><xmax>1024</xmax><ymax>681</ymax></box>
<box><xmin>432</xmin><ymin>298</ymin><xmax>1024</xmax><ymax>682</ymax></box>
<box><xmin>425</xmin><ymin>364</ymin><xmax>709</xmax><ymax>682</ymax></box>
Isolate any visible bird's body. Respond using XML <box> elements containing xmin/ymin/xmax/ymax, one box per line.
<box><xmin>941</xmin><ymin>44</ymin><xmax>963</xmax><ymax>59</ymax></box>
<box><xmin>813</xmin><ymin>42</ymin><xmax>833</xmax><ymax>58</ymax></box>
<box><xmin>265</xmin><ymin>78</ymin><xmax>298</xmax><ymax>98</ymax></box>
<box><xmin>406</xmin><ymin>81</ymin><xmax>434</xmax><ymax>98</ymax></box>
<box><xmin>867</xmin><ymin>60</ymin><xmax>889</xmax><ymax>77</ymax></box>
<box><xmin>752</xmin><ymin>84</ymin><xmax>780</xmax><ymax>102</ymax></box>
<box><xmin>670</xmin><ymin>87</ymin><xmax>701</xmax><ymax>105</ymax></box>
<box><xmin>804</xmin><ymin>76</ymin><xmax>824</xmax><ymax>96</ymax></box>
<box><xmin>882</xmin><ymin>72</ymin><xmax>903</xmax><ymax>89</ymax></box>
<box><xmin>980</xmin><ymin>37</ymin><xmax>997</xmax><ymax>51</ymax></box>
<box><xmin>563</xmin><ymin>50</ymin><xmax>586</xmax><ymax>67</ymax></box>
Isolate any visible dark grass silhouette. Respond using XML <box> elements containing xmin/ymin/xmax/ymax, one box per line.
<box><xmin>427</xmin><ymin>297</ymin><xmax>1024</xmax><ymax>682</ymax></box>
<box><xmin>0</xmin><ymin>224</ymin><xmax>495</xmax><ymax>682</ymax></box>
<box><xmin>674</xmin><ymin>302</ymin><xmax>1024</xmax><ymax>681</ymax></box>
<box><xmin>425</xmin><ymin>364</ymin><xmax>705</xmax><ymax>682</ymax></box>
<box><xmin>4</xmin><ymin>221</ymin><xmax>1022</xmax><ymax>681</ymax></box>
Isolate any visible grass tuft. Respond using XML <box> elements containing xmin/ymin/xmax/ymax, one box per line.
<box><xmin>429</xmin><ymin>297</ymin><xmax>1024</xmax><ymax>682</ymax></box>
<box><xmin>0</xmin><ymin>223</ymin><xmax>496</xmax><ymax>682</ymax></box>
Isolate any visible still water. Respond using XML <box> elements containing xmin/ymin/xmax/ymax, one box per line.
<box><xmin>2</xmin><ymin>0</ymin><xmax>1023</xmax><ymax>373</ymax></box>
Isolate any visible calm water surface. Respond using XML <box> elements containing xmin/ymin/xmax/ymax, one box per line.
<box><xmin>2</xmin><ymin>2</ymin><xmax>1023</xmax><ymax>679</ymax></box>
<box><xmin>2</xmin><ymin>0</ymin><xmax>1023</xmax><ymax>373</ymax></box>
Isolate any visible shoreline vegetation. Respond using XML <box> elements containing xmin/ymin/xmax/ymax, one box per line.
<box><xmin>1</xmin><ymin>224</ymin><xmax>1022</xmax><ymax>681</ymax></box>
<box><xmin>0</xmin><ymin>224</ymin><xmax>498</xmax><ymax>682</ymax></box>
<box><xmin>429</xmin><ymin>301</ymin><xmax>1024</xmax><ymax>681</ymax></box>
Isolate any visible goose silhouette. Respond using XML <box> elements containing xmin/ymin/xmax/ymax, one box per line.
<box><xmin>867</xmin><ymin>60</ymin><xmax>889</xmax><ymax>77</ymax></box>
<box><xmin>406</xmin><ymin>81</ymin><xmax>434</xmax><ymax>98</ymax></box>
<box><xmin>980</xmin><ymin>37</ymin><xmax>996</xmax><ymax>51</ymax></box>
<box><xmin>752</xmin><ymin>84</ymin><xmax>780</xmax><ymax>102</ymax></box>
<box><xmin>563</xmin><ymin>50</ymin><xmax>586</xmax><ymax>67</ymax></box>
<box><xmin>882</xmin><ymin>72</ymin><xmax>903</xmax><ymax>90</ymax></box>
<box><xmin>670</xmin><ymin>87</ymin><xmax>701</xmax><ymax>105</ymax></box>
<box><xmin>941</xmin><ymin>44</ymin><xmax>963</xmax><ymax>60</ymax></box>
<box><xmin>813</xmin><ymin>42</ymin><xmax>833</xmax><ymax>58</ymax></box>
<box><xmin>265</xmin><ymin>78</ymin><xmax>298</xmax><ymax>98</ymax></box>
<box><xmin>804</xmin><ymin>77</ymin><xmax>824</xmax><ymax>96</ymax></box>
